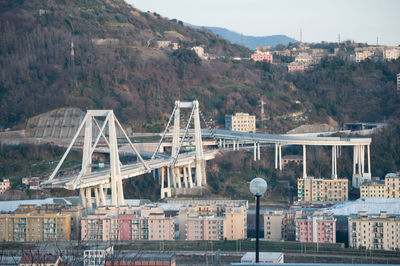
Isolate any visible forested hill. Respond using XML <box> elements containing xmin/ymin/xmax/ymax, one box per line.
<box><xmin>0</xmin><ymin>0</ymin><xmax>400</xmax><ymax>135</ymax></box>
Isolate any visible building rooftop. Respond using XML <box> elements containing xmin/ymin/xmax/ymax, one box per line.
<box><xmin>241</xmin><ymin>252</ymin><xmax>283</xmax><ymax>260</ymax></box>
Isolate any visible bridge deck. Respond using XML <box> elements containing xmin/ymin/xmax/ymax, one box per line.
<box><xmin>42</xmin><ymin>150</ymin><xmax>217</xmax><ymax>189</ymax></box>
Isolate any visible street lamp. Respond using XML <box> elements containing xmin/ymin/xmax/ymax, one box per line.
<box><xmin>250</xmin><ymin>177</ymin><xmax>268</xmax><ymax>263</ymax></box>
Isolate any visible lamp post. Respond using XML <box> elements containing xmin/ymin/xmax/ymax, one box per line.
<box><xmin>250</xmin><ymin>177</ymin><xmax>267</xmax><ymax>263</ymax></box>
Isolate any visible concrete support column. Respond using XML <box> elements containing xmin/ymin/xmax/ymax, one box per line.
<box><xmin>161</xmin><ymin>167</ymin><xmax>165</xmax><ymax>190</ymax></box>
<box><xmin>94</xmin><ymin>187</ymin><xmax>100</xmax><ymax>207</ymax></box>
<box><xmin>275</xmin><ymin>144</ymin><xmax>278</xmax><ymax>169</ymax></box>
<box><xmin>117</xmin><ymin>179</ymin><xmax>124</xmax><ymax>206</ymax></box>
<box><xmin>99</xmin><ymin>184</ymin><xmax>106</xmax><ymax>206</ymax></box>
<box><xmin>167</xmin><ymin>167</ymin><xmax>171</xmax><ymax>189</ymax></box>
<box><xmin>219</xmin><ymin>139</ymin><xmax>222</xmax><ymax>148</ymax></box>
<box><xmin>367</xmin><ymin>144</ymin><xmax>371</xmax><ymax>175</ymax></box>
<box><xmin>233</xmin><ymin>140</ymin><xmax>236</xmax><ymax>151</ymax></box>
<box><xmin>361</xmin><ymin>145</ymin><xmax>365</xmax><ymax>175</ymax></box>
<box><xmin>257</xmin><ymin>142</ymin><xmax>261</xmax><ymax>161</ymax></box>
<box><xmin>183</xmin><ymin>167</ymin><xmax>188</xmax><ymax>188</ymax></box>
<box><xmin>86</xmin><ymin>187</ymin><xmax>93</xmax><ymax>211</ymax></box>
<box><xmin>353</xmin><ymin>145</ymin><xmax>357</xmax><ymax>176</ymax></box>
<box><xmin>358</xmin><ymin>145</ymin><xmax>362</xmax><ymax>177</ymax></box>
<box><xmin>188</xmin><ymin>166</ymin><xmax>193</xmax><ymax>187</ymax></box>
<box><xmin>80</xmin><ymin>188</ymin><xmax>86</xmax><ymax>208</ymax></box>
<box><xmin>253</xmin><ymin>142</ymin><xmax>257</xmax><ymax>161</ymax></box>
<box><xmin>278</xmin><ymin>144</ymin><xmax>282</xmax><ymax>170</ymax></box>
<box><xmin>331</xmin><ymin>145</ymin><xmax>337</xmax><ymax>179</ymax></box>
<box><xmin>302</xmin><ymin>145</ymin><xmax>307</xmax><ymax>178</ymax></box>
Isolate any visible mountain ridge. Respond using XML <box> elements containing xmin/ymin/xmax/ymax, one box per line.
<box><xmin>186</xmin><ymin>24</ymin><xmax>297</xmax><ymax>50</ymax></box>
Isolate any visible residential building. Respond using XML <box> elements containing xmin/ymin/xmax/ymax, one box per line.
<box><xmin>251</xmin><ymin>51</ymin><xmax>273</xmax><ymax>63</ymax></box>
<box><xmin>28</xmin><ymin>177</ymin><xmax>41</xmax><ymax>189</ymax></box>
<box><xmin>287</xmin><ymin>62</ymin><xmax>306</xmax><ymax>73</ymax></box>
<box><xmin>295</xmin><ymin>211</ymin><xmax>336</xmax><ymax>243</ymax></box>
<box><xmin>241</xmin><ymin>252</ymin><xmax>284</xmax><ymax>263</ymax></box>
<box><xmin>297</xmin><ymin>176</ymin><xmax>348</xmax><ymax>203</ymax></box>
<box><xmin>397</xmin><ymin>73</ymin><xmax>400</xmax><ymax>91</ymax></box>
<box><xmin>383</xmin><ymin>48</ymin><xmax>400</xmax><ymax>60</ymax></box>
<box><xmin>349</xmin><ymin>211</ymin><xmax>400</xmax><ymax>250</ymax></box>
<box><xmin>281</xmin><ymin>155</ymin><xmax>303</xmax><ymax>168</ymax></box>
<box><xmin>0</xmin><ymin>179</ymin><xmax>10</xmax><ymax>194</ymax></box>
<box><xmin>179</xmin><ymin>203</ymin><xmax>247</xmax><ymax>240</ymax></box>
<box><xmin>105</xmin><ymin>254</ymin><xmax>176</xmax><ymax>266</ymax></box>
<box><xmin>84</xmin><ymin>246</ymin><xmax>113</xmax><ymax>266</ymax></box>
<box><xmin>0</xmin><ymin>212</ymin><xmax>71</xmax><ymax>242</ymax></box>
<box><xmin>19</xmin><ymin>254</ymin><xmax>62</xmax><ymax>266</ymax></box>
<box><xmin>264</xmin><ymin>210</ymin><xmax>295</xmax><ymax>241</ymax></box>
<box><xmin>15</xmin><ymin>204</ymin><xmax>84</xmax><ymax>240</ymax></box>
<box><xmin>355</xmin><ymin>50</ymin><xmax>373</xmax><ymax>62</ymax></box>
<box><xmin>295</xmin><ymin>53</ymin><xmax>313</xmax><ymax>64</ymax></box>
<box><xmin>360</xmin><ymin>173</ymin><xmax>400</xmax><ymax>199</ymax></box>
<box><xmin>225</xmin><ymin>113</ymin><xmax>256</xmax><ymax>133</ymax></box>
<box><xmin>81</xmin><ymin>206</ymin><xmax>174</xmax><ymax>241</ymax></box>
<box><xmin>360</xmin><ymin>180</ymin><xmax>385</xmax><ymax>198</ymax></box>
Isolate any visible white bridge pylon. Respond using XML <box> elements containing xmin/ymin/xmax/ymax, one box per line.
<box><xmin>46</xmin><ymin>110</ymin><xmax>151</xmax><ymax>209</ymax></box>
<box><xmin>154</xmin><ymin>100</ymin><xmax>207</xmax><ymax>198</ymax></box>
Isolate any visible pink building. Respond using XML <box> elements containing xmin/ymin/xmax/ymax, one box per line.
<box><xmin>149</xmin><ymin>213</ymin><xmax>174</xmax><ymax>240</ymax></box>
<box><xmin>0</xmin><ymin>179</ymin><xmax>10</xmax><ymax>194</ymax></box>
<box><xmin>186</xmin><ymin>216</ymin><xmax>224</xmax><ymax>240</ymax></box>
<box><xmin>251</xmin><ymin>51</ymin><xmax>273</xmax><ymax>63</ymax></box>
<box><xmin>295</xmin><ymin>211</ymin><xmax>336</xmax><ymax>243</ymax></box>
<box><xmin>81</xmin><ymin>206</ymin><xmax>174</xmax><ymax>241</ymax></box>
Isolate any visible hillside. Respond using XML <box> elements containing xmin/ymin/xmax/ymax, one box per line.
<box><xmin>1</xmin><ymin>0</ymin><xmax>400</xmax><ymax>202</ymax></box>
<box><xmin>187</xmin><ymin>24</ymin><xmax>297</xmax><ymax>50</ymax></box>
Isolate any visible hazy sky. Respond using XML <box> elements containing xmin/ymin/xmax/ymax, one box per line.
<box><xmin>126</xmin><ymin>0</ymin><xmax>400</xmax><ymax>46</ymax></box>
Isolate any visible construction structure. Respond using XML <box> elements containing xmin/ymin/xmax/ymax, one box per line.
<box><xmin>42</xmin><ymin>100</ymin><xmax>373</xmax><ymax>211</ymax></box>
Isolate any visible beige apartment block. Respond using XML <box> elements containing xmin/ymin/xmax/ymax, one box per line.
<box><xmin>0</xmin><ymin>212</ymin><xmax>71</xmax><ymax>242</ymax></box>
<box><xmin>15</xmin><ymin>204</ymin><xmax>84</xmax><ymax>240</ymax></box>
<box><xmin>264</xmin><ymin>210</ymin><xmax>295</xmax><ymax>241</ymax></box>
<box><xmin>179</xmin><ymin>204</ymin><xmax>247</xmax><ymax>240</ymax></box>
<box><xmin>360</xmin><ymin>174</ymin><xmax>400</xmax><ymax>199</ymax></box>
<box><xmin>225</xmin><ymin>113</ymin><xmax>256</xmax><ymax>133</ymax></box>
<box><xmin>360</xmin><ymin>180</ymin><xmax>385</xmax><ymax>198</ymax></box>
<box><xmin>349</xmin><ymin>211</ymin><xmax>400</xmax><ymax>250</ymax></box>
<box><xmin>297</xmin><ymin>177</ymin><xmax>348</xmax><ymax>203</ymax></box>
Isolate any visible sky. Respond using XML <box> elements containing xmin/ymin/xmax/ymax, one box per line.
<box><xmin>126</xmin><ymin>0</ymin><xmax>400</xmax><ymax>46</ymax></box>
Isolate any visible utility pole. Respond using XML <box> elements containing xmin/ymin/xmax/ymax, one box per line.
<box><xmin>260</xmin><ymin>96</ymin><xmax>266</xmax><ymax>130</ymax></box>
<box><xmin>300</xmin><ymin>28</ymin><xmax>302</xmax><ymax>43</ymax></box>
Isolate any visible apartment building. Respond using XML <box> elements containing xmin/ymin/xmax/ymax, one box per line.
<box><xmin>383</xmin><ymin>48</ymin><xmax>400</xmax><ymax>60</ymax></box>
<box><xmin>15</xmin><ymin>204</ymin><xmax>84</xmax><ymax>240</ymax></box>
<box><xmin>179</xmin><ymin>204</ymin><xmax>247</xmax><ymax>240</ymax></box>
<box><xmin>0</xmin><ymin>179</ymin><xmax>10</xmax><ymax>194</ymax></box>
<box><xmin>355</xmin><ymin>50</ymin><xmax>374</xmax><ymax>62</ymax></box>
<box><xmin>397</xmin><ymin>73</ymin><xmax>400</xmax><ymax>91</ymax></box>
<box><xmin>225</xmin><ymin>113</ymin><xmax>256</xmax><ymax>133</ymax></box>
<box><xmin>287</xmin><ymin>62</ymin><xmax>307</xmax><ymax>73</ymax></box>
<box><xmin>297</xmin><ymin>176</ymin><xmax>348</xmax><ymax>203</ymax></box>
<box><xmin>360</xmin><ymin>180</ymin><xmax>385</xmax><ymax>198</ymax></box>
<box><xmin>349</xmin><ymin>211</ymin><xmax>400</xmax><ymax>250</ymax></box>
<box><xmin>0</xmin><ymin>212</ymin><xmax>71</xmax><ymax>242</ymax></box>
<box><xmin>360</xmin><ymin>173</ymin><xmax>400</xmax><ymax>199</ymax></box>
<box><xmin>251</xmin><ymin>51</ymin><xmax>273</xmax><ymax>63</ymax></box>
<box><xmin>264</xmin><ymin>210</ymin><xmax>295</xmax><ymax>241</ymax></box>
<box><xmin>81</xmin><ymin>206</ymin><xmax>174</xmax><ymax>241</ymax></box>
<box><xmin>295</xmin><ymin>211</ymin><xmax>336</xmax><ymax>243</ymax></box>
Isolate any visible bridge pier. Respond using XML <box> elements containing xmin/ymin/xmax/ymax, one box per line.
<box><xmin>331</xmin><ymin>145</ymin><xmax>337</xmax><ymax>179</ymax></box>
<box><xmin>352</xmin><ymin>144</ymin><xmax>371</xmax><ymax>188</ymax></box>
<box><xmin>303</xmin><ymin>144</ymin><xmax>307</xmax><ymax>178</ymax></box>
